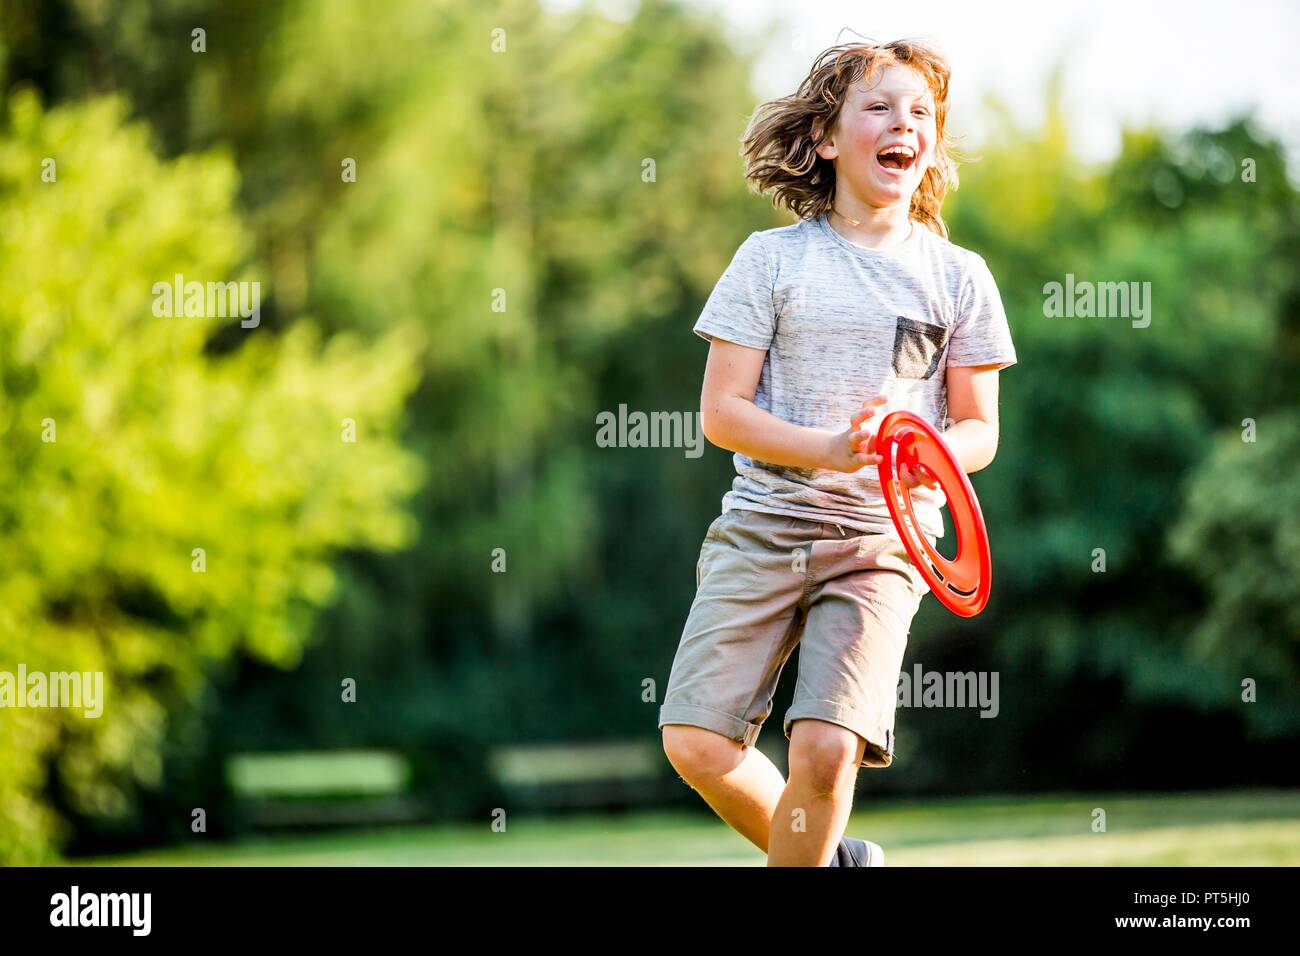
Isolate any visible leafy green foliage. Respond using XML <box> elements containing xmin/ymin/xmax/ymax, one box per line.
<box><xmin>0</xmin><ymin>91</ymin><xmax>421</xmax><ymax>861</ymax></box>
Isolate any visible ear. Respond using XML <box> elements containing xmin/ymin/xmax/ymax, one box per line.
<box><xmin>813</xmin><ymin>119</ymin><xmax>838</xmax><ymax>161</ymax></box>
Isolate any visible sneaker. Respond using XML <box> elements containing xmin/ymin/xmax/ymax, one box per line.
<box><xmin>826</xmin><ymin>837</ymin><xmax>884</xmax><ymax>867</ymax></box>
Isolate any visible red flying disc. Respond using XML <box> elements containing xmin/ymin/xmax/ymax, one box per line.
<box><xmin>873</xmin><ymin>410</ymin><xmax>992</xmax><ymax>617</ymax></box>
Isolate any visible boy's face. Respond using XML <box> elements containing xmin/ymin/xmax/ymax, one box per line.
<box><xmin>816</xmin><ymin>64</ymin><xmax>937</xmax><ymax>211</ymax></box>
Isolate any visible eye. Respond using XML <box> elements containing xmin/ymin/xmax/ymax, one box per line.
<box><xmin>866</xmin><ymin>104</ymin><xmax>888</xmax><ymax>111</ymax></box>
<box><xmin>912</xmin><ymin>107</ymin><xmax>930</xmax><ymax>117</ymax></box>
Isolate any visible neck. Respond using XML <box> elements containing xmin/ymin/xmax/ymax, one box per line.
<box><xmin>826</xmin><ymin>199</ymin><xmax>914</xmax><ymax>250</ymax></box>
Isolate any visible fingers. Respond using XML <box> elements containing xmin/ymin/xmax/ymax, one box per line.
<box><xmin>850</xmin><ymin>393</ymin><xmax>889</xmax><ymax>428</ymax></box>
<box><xmin>899</xmin><ymin>463</ymin><xmax>941</xmax><ymax>489</ymax></box>
<box><xmin>849</xmin><ymin>395</ymin><xmax>892</xmax><ymax>472</ymax></box>
<box><xmin>849</xmin><ymin>430</ymin><xmax>880</xmax><ymax>458</ymax></box>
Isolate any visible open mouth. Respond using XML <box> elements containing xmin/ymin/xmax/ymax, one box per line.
<box><xmin>876</xmin><ymin>144</ymin><xmax>917</xmax><ymax>173</ymax></box>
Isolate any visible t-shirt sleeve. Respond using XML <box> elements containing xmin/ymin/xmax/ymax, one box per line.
<box><xmin>692</xmin><ymin>232</ymin><xmax>775</xmax><ymax>350</ymax></box>
<box><xmin>947</xmin><ymin>254</ymin><xmax>1018</xmax><ymax>370</ymax></box>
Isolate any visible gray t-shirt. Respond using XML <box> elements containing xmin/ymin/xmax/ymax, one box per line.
<box><xmin>694</xmin><ymin>212</ymin><xmax>1018</xmax><ymax>539</ymax></box>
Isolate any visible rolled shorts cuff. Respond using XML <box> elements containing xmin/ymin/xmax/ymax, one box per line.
<box><xmin>658</xmin><ymin>703</ymin><xmax>762</xmax><ymax>748</ymax></box>
<box><xmin>783</xmin><ymin>700</ymin><xmax>895</xmax><ymax>768</ymax></box>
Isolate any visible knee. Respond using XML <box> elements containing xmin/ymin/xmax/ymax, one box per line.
<box><xmin>662</xmin><ymin>725</ymin><xmax>743</xmax><ymax>783</ymax></box>
<box><xmin>788</xmin><ymin>721</ymin><xmax>861</xmax><ymax>797</ymax></box>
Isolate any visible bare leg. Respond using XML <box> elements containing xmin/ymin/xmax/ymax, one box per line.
<box><xmin>766</xmin><ymin>719</ymin><xmax>864</xmax><ymax>866</ymax></box>
<box><xmin>662</xmin><ymin>725</ymin><xmax>788</xmax><ymax>853</ymax></box>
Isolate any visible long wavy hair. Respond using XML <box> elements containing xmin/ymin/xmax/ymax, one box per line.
<box><xmin>741</xmin><ymin>39</ymin><xmax>960</xmax><ymax>238</ymax></box>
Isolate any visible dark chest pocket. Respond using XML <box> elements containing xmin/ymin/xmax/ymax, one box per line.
<box><xmin>891</xmin><ymin>316</ymin><xmax>950</xmax><ymax>380</ymax></box>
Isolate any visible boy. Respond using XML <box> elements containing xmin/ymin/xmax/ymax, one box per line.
<box><xmin>657</xmin><ymin>39</ymin><xmax>1018</xmax><ymax>867</ymax></box>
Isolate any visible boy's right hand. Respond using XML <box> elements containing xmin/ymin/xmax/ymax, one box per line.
<box><xmin>823</xmin><ymin>394</ymin><xmax>888</xmax><ymax>472</ymax></box>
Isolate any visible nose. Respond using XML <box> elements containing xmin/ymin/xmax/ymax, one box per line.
<box><xmin>891</xmin><ymin>111</ymin><xmax>914</xmax><ymax>134</ymax></box>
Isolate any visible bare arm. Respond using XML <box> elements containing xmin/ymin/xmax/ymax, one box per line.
<box><xmin>941</xmin><ymin>364</ymin><xmax>1001</xmax><ymax>473</ymax></box>
<box><xmin>699</xmin><ymin>338</ymin><xmax>883</xmax><ymax>473</ymax></box>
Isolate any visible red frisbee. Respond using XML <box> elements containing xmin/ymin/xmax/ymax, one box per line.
<box><xmin>872</xmin><ymin>410</ymin><xmax>991</xmax><ymax>617</ymax></box>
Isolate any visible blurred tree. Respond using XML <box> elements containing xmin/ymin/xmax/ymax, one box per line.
<box><xmin>927</xmin><ymin>103</ymin><xmax>1300</xmax><ymax>789</ymax></box>
<box><xmin>0</xmin><ymin>90</ymin><xmax>422</xmax><ymax>862</ymax></box>
<box><xmin>1168</xmin><ymin>412</ymin><xmax>1300</xmax><ymax>735</ymax></box>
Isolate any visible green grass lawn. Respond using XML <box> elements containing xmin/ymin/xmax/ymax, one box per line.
<box><xmin>80</xmin><ymin>789</ymin><xmax>1300</xmax><ymax>866</ymax></box>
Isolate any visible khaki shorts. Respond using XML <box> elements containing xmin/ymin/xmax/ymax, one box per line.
<box><xmin>658</xmin><ymin>508</ymin><xmax>930</xmax><ymax>768</ymax></box>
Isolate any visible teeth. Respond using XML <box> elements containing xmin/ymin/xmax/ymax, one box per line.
<box><xmin>878</xmin><ymin>146</ymin><xmax>914</xmax><ymax>158</ymax></box>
